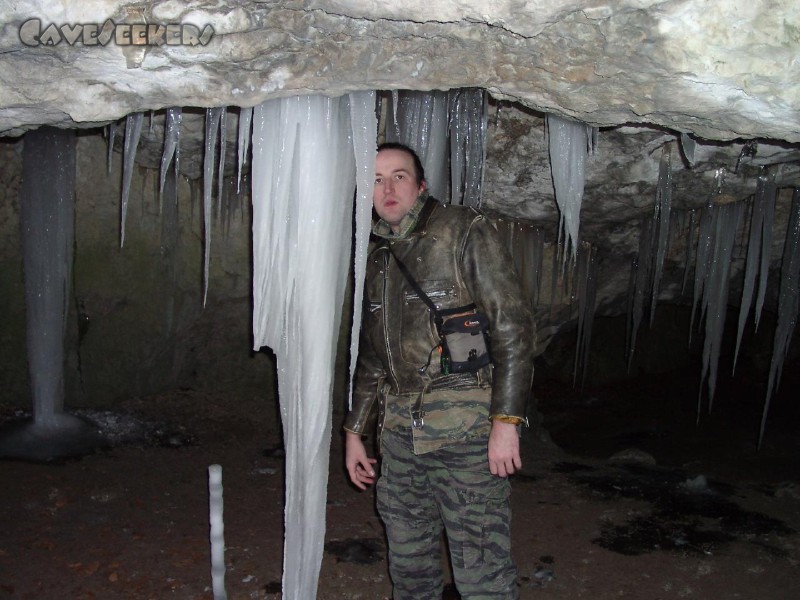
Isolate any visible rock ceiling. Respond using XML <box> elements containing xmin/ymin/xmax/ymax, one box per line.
<box><xmin>1</xmin><ymin>0</ymin><xmax>799</xmax><ymax>309</ymax></box>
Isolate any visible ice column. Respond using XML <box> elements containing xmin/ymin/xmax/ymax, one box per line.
<box><xmin>546</xmin><ymin>114</ymin><xmax>593</xmax><ymax>264</ymax></box>
<box><xmin>760</xmin><ymin>189</ymin><xmax>800</xmax><ymax>446</ymax></box>
<box><xmin>251</xmin><ymin>95</ymin><xmax>358</xmax><ymax>599</ymax></box>
<box><xmin>385</xmin><ymin>90</ymin><xmax>450</xmax><ymax>201</ymax></box>
<box><xmin>19</xmin><ymin>127</ymin><xmax>76</xmax><ymax>427</ymax></box>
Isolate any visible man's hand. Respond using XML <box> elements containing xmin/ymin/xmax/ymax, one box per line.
<box><xmin>345</xmin><ymin>431</ymin><xmax>378</xmax><ymax>490</ymax></box>
<box><xmin>488</xmin><ymin>420</ymin><xmax>521</xmax><ymax>477</ymax></box>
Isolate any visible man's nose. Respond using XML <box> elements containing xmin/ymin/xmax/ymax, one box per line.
<box><xmin>382</xmin><ymin>178</ymin><xmax>394</xmax><ymax>193</ymax></box>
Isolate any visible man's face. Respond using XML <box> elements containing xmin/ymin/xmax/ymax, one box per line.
<box><xmin>373</xmin><ymin>148</ymin><xmax>426</xmax><ymax>232</ymax></box>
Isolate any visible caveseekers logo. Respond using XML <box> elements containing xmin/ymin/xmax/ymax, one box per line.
<box><xmin>19</xmin><ymin>18</ymin><xmax>214</xmax><ymax>47</ymax></box>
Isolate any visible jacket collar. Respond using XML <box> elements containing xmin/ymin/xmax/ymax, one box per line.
<box><xmin>373</xmin><ymin>193</ymin><xmax>438</xmax><ymax>241</ymax></box>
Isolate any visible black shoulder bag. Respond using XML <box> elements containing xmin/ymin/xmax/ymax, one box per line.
<box><xmin>388</xmin><ymin>247</ymin><xmax>492</xmax><ymax>375</ymax></box>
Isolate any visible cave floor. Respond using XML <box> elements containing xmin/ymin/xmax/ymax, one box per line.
<box><xmin>1</xmin><ymin>370</ymin><xmax>798</xmax><ymax>600</ymax></box>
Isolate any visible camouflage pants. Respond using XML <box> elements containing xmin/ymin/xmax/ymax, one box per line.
<box><xmin>376</xmin><ymin>428</ymin><xmax>519</xmax><ymax>600</ymax></box>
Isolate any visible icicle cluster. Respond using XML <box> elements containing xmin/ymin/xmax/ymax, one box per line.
<box><xmin>733</xmin><ymin>174</ymin><xmax>777</xmax><ymax>371</ymax></box>
<box><xmin>385</xmin><ymin>89</ymin><xmax>488</xmax><ymax>206</ymax></box>
<box><xmin>546</xmin><ymin>114</ymin><xmax>594</xmax><ymax>265</ymax></box>
<box><xmin>627</xmin><ymin>145</ymin><xmax>673</xmax><ymax>369</ymax></box>
<box><xmin>251</xmin><ymin>94</ymin><xmax>369</xmax><ymax>600</ymax></box>
<box><xmin>696</xmin><ymin>200</ymin><xmax>744</xmax><ymax>416</ymax></box>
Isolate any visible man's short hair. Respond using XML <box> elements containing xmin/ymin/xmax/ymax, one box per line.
<box><xmin>377</xmin><ymin>142</ymin><xmax>426</xmax><ymax>186</ymax></box>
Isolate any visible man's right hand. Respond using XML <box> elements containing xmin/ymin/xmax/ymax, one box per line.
<box><xmin>345</xmin><ymin>431</ymin><xmax>378</xmax><ymax>490</ymax></box>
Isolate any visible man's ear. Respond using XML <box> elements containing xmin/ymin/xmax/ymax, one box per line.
<box><xmin>419</xmin><ymin>180</ymin><xmax>427</xmax><ymax>192</ymax></box>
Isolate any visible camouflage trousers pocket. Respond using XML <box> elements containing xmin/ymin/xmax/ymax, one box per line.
<box><xmin>408</xmin><ymin>390</ymin><xmax>491</xmax><ymax>456</ymax></box>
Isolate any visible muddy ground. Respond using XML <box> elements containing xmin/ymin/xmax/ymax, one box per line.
<box><xmin>1</xmin><ymin>367</ymin><xmax>798</xmax><ymax>600</ymax></box>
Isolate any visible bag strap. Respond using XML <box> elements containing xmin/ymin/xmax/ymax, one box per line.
<box><xmin>387</xmin><ymin>245</ymin><xmax>444</xmax><ymax>331</ymax></box>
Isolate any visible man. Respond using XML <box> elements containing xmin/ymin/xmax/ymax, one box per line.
<box><xmin>344</xmin><ymin>142</ymin><xmax>535</xmax><ymax>599</ymax></box>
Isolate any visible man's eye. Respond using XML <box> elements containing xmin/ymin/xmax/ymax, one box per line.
<box><xmin>375</xmin><ymin>177</ymin><xmax>382</xmax><ymax>184</ymax></box>
<box><xmin>395</xmin><ymin>174</ymin><xmax>405</xmax><ymax>180</ymax></box>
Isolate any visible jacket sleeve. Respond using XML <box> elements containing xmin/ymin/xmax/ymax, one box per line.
<box><xmin>459</xmin><ymin>215</ymin><xmax>536</xmax><ymax>420</ymax></box>
<box><xmin>342</xmin><ymin>313</ymin><xmax>385</xmax><ymax>436</ymax></box>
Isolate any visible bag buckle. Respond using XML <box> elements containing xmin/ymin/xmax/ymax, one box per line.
<box><xmin>411</xmin><ymin>409</ymin><xmax>426</xmax><ymax>429</ymax></box>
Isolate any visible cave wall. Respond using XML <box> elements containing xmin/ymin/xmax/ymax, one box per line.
<box><xmin>0</xmin><ymin>133</ymin><xmax>276</xmax><ymax>408</ymax></box>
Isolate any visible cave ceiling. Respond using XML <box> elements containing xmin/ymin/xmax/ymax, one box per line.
<box><xmin>1</xmin><ymin>0</ymin><xmax>799</xmax><ymax>277</ymax></box>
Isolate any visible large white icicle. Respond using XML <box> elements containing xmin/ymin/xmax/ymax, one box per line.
<box><xmin>120</xmin><ymin>112</ymin><xmax>144</xmax><ymax>247</ymax></box>
<box><xmin>760</xmin><ymin>189</ymin><xmax>800</xmax><ymax>446</ymax></box>
<box><xmin>251</xmin><ymin>95</ymin><xmax>358</xmax><ymax>600</ymax></box>
<box><xmin>347</xmin><ymin>91</ymin><xmax>377</xmax><ymax>409</ymax></box>
<box><xmin>546</xmin><ymin>114</ymin><xmax>592</xmax><ymax>264</ymax></box>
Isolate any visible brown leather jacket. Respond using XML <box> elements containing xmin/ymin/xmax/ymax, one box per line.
<box><xmin>343</xmin><ymin>196</ymin><xmax>535</xmax><ymax>435</ymax></box>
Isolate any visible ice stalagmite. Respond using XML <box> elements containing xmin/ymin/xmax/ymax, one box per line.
<box><xmin>546</xmin><ymin>114</ymin><xmax>592</xmax><ymax>264</ymax></box>
<box><xmin>120</xmin><ymin>112</ymin><xmax>144</xmax><ymax>247</ymax></box>
<box><xmin>160</xmin><ymin>108</ymin><xmax>182</xmax><ymax>198</ymax></box>
<box><xmin>733</xmin><ymin>174</ymin><xmax>777</xmax><ymax>372</ymax></box>
<box><xmin>448</xmin><ymin>88</ymin><xmax>488</xmax><ymax>207</ymax></box>
<box><xmin>347</xmin><ymin>91</ymin><xmax>378</xmax><ymax>408</ymax></box>
<box><xmin>237</xmin><ymin>107</ymin><xmax>253</xmax><ymax>193</ymax></box>
<box><xmin>202</xmin><ymin>108</ymin><xmax>223</xmax><ymax>306</ymax></box>
<box><xmin>385</xmin><ymin>90</ymin><xmax>450</xmax><ymax>201</ymax></box>
<box><xmin>251</xmin><ymin>95</ymin><xmax>359</xmax><ymax>600</ymax></box>
<box><xmin>697</xmin><ymin>201</ymin><xmax>744</xmax><ymax>417</ymax></box>
<box><xmin>760</xmin><ymin>189</ymin><xmax>800</xmax><ymax>446</ymax></box>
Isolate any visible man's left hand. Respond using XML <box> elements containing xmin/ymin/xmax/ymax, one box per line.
<box><xmin>488</xmin><ymin>420</ymin><xmax>521</xmax><ymax>477</ymax></box>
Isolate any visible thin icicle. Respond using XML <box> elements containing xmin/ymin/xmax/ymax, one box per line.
<box><xmin>755</xmin><ymin>176</ymin><xmax>777</xmax><ymax>329</ymax></box>
<box><xmin>573</xmin><ymin>244</ymin><xmax>598</xmax><ymax>388</ymax></box>
<box><xmin>106</xmin><ymin>122</ymin><xmax>116</xmax><ymax>175</ymax></box>
<box><xmin>546</xmin><ymin>114</ymin><xmax>591</xmax><ymax>265</ymax></box>
<box><xmin>237</xmin><ymin>107</ymin><xmax>253</xmax><ymax>193</ymax></box>
<box><xmin>689</xmin><ymin>201</ymin><xmax>715</xmax><ymax>344</ymax></box>
<box><xmin>203</xmin><ymin>108</ymin><xmax>223</xmax><ymax>306</ymax></box>
<box><xmin>681</xmin><ymin>209</ymin><xmax>696</xmax><ymax>296</ymax></box>
<box><xmin>697</xmin><ymin>200</ymin><xmax>744</xmax><ymax>418</ymax></box>
<box><xmin>627</xmin><ymin>217</ymin><xmax>653</xmax><ymax>372</ymax></box>
<box><xmin>733</xmin><ymin>176</ymin><xmax>770</xmax><ymax>372</ymax></box>
<box><xmin>120</xmin><ymin>112</ymin><xmax>144</xmax><ymax>247</ymax></box>
<box><xmin>760</xmin><ymin>189</ymin><xmax>800</xmax><ymax>446</ymax></box>
<box><xmin>160</xmin><ymin>108</ymin><xmax>182</xmax><ymax>198</ymax></box>
<box><xmin>649</xmin><ymin>145</ymin><xmax>672</xmax><ymax>325</ymax></box>
<box><xmin>347</xmin><ymin>90</ymin><xmax>378</xmax><ymax>409</ymax></box>
<box><xmin>217</xmin><ymin>109</ymin><xmax>228</xmax><ymax>219</ymax></box>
